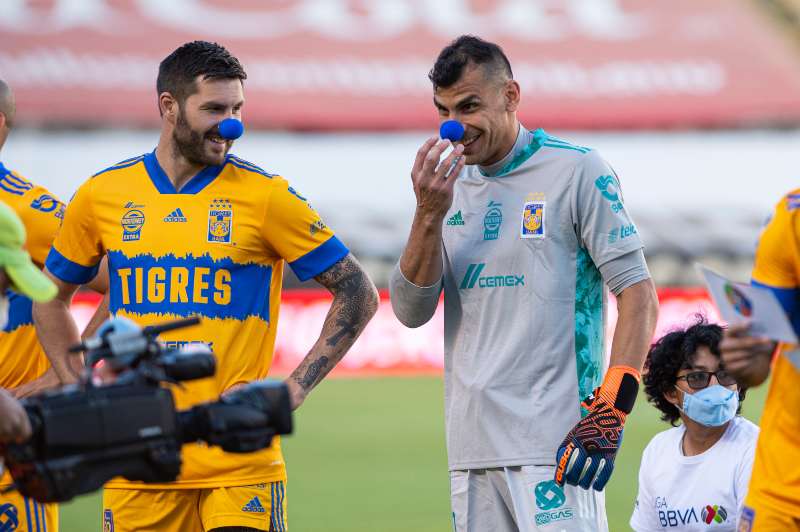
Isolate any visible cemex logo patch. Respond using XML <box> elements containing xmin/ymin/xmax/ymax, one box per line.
<box><xmin>595</xmin><ymin>174</ymin><xmax>624</xmax><ymax>213</ymax></box>
<box><xmin>460</xmin><ymin>263</ymin><xmax>524</xmax><ymax>289</ymax></box>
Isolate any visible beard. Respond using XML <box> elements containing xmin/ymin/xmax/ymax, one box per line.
<box><xmin>173</xmin><ymin>109</ymin><xmax>228</xmax><ymax>167</ymax></box>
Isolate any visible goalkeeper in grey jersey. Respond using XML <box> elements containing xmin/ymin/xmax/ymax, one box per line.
<box><xmin>390</xmin><ymin>36</ymin><xmax>659</xmax><ymax>531</ymax></box>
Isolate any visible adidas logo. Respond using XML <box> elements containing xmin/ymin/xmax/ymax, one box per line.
<box><xmin>164</xmin><ymin>208</ymin><xmax>187</xmax><ymax>223</ymax></box>
<box><xmin>242</xmin><ymin>496</ymin><xmax>266</xmax><ymax>514</ymax></box>
<box><xmin>446</xmin><ymin>210</ymin><xmax>465</xmax><ymax>226</ymax></box>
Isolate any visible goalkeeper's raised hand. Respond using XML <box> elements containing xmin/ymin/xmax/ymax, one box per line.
<box><xmin>554</xmin><ymin>365</ymin><xmax>640</xmax><ymax>491</ymax></box>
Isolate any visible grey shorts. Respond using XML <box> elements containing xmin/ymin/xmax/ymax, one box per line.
<box><xmin>450</xmin><ymin>465</ymin><xmax>608</xmax><ymax>532</ymax></box>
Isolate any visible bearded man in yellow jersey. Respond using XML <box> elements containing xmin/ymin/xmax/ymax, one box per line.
<box><xmin>0</xmin><ymin>79</ymin><xmax>109</xmax><ymax>532</ymax></box>
<box><xmin>719</xmin><ymin>190</ymin><xmax>800</xmax><ymax>531</ymax></box>
<box><xmin>33</xmin><ymin>41</ymin><xmax>379</xmax><ymax>532</ymax></box>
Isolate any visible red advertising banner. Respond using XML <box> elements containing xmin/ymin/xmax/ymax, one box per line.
<box><xmin>71</xmin><ymin>288</ymin><xmax>720</xmax><ymax>376</ymax></box>
<box><xmin>2</xmin><ymin>1</ymin><xmax>800</xmax><ymax>130</ymax></box>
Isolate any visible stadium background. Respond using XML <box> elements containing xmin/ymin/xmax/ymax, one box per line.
<box><xmin>3</xmin><ymin>0</ymin><xmax>800</xmax><ymax>530</ymax></box>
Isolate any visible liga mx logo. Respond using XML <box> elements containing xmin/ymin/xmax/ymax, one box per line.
<box><xmin>208</xmin><ymin>198</ymin><xmax>233</xmax><ymax>243</ymax></box>
<box><xmin>103</xmin><ymin>509</ymin><xmax>114</xmax><ymax>532</ymax></box>
<box><xmin>724</xmin><ymin>283</ymin><xmax>753</xmax><ymax>317</ymax></box>
<box><xmin>701</xmin><ymin>504</ymin><xmax>727</xmax><ymax>524</ymax></box>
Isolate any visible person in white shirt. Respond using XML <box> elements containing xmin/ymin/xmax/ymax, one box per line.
<box><xmin>630</xmin><ymin>318</ymin><xmax>759</xmax><ymax>531</ymax></box>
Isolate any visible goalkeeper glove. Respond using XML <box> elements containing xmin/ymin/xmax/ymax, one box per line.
<box><xmin>554</xmin><ymin>365</ymin><xmax>640</xmax><ymax>491</ymax></box>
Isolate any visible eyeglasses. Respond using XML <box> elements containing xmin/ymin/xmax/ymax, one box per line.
<box><xmin>676</xmin><ymin>370</ymin><xmax>737</xmax><ymax>390</ymax></box>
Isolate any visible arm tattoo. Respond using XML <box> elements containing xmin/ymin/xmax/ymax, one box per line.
<box><xmin>315</xmin><ymin>254</ymin><xmax>375</xmax><ymax>348</ymax></box>
<box><xmin>291</xmin><ymin>253</ymin><xmax>378</xmax><ymax>391</ymax></box>
<box><xmin>300</xmin><ymin>356</ymin><xmax>329</xmax><ymax>388</ymax></box>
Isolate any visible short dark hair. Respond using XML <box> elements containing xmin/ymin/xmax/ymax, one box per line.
<box><xmin>643</xmin><ymin>316</ymin><xmax>745</xmax><ymax>426</ymax></box>
<box><xmin>429</xmin><ymin>35</ymin><xmax>513</xmax><ymax>89</ymax></box>
<box><xmin>157</xmin><ymin>41</ymin><xmax>247</xmax><ymax>108</ymax></box>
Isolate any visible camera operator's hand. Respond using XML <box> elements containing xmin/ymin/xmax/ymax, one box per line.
<box><xmin>182</xmin><ymin>381</ymin><xmax>293</xmax><ymax>453</ymax></box>
<box><xmin>0</xmin><ymin>388</ymin><xmax>31</xmax><ymax>443</ymax></box>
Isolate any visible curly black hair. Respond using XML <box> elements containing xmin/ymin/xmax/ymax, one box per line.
<box><xmin>429</xmin><ymin>35</ymin><xmax>513</xmax><ymax>89</ymax></box>
<box><xmin>643</xmin><ymin>316</ymin><xmax>745</xmax><ymax>426</ymax></box>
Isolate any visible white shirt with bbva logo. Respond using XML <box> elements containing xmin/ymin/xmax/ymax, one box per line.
<box><xmin>630</xmin><ymin>416</ymin><xmax>759</xmax><ymax>531</ymax></box>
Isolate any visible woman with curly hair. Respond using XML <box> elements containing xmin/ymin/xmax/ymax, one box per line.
<box><xmin>630</xmin><ymin>318</ymin><xmax>759</xmax><ymax>532</ymax></box>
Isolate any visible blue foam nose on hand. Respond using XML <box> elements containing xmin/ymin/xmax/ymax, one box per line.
<box><xmin>440</xmin><ymin>120</ymin><xmax>465</xmax><ymax>142</ymax></box>
<box><xmin>219</xmin><ymin>118</ymin><xmax>244</xmax><ymax>140</ymax></box>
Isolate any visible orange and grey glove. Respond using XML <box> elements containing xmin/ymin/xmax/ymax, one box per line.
<box><xmin>554</xmin><ymin>365</ymin><xmax>640</xmax><ymax>491</ymax></box>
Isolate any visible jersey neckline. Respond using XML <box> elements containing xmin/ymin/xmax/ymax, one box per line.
<box><xmin>143</xmin><ymin>150</ymin><xmax>228</xmax><ymax>195</ymax></box>
<box><xmin>479</xmin><ymin>127</ymin><xmax>547</xmax><ymax>178</ymax></box>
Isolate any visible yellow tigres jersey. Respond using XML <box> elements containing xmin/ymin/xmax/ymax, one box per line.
<box><xmin>746</xmin><ymin>188</ymin><xmax>800</xmax><ymax>515</ymax></box>
<box><xmin>0</xmin><ymin>163</ymin><xmax>64</xmax><ymax>489</ymax></box>
<box><xmin>46</xmin><ymin>151</ymin><xmax>348</xmax><ymax>489</ymax></box>
<box><xmin>0</xmin><ymin>162</ymin><xmax>64</xmax><ymax>390</ymax></box>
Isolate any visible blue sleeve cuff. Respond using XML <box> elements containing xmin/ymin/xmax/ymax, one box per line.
<box><xmin>45</xmin><ymin>247</ymin><xmax>100</xmax><ymax>285</ymax></box>
<box><xmin>289</xmin><ymin>235</ymin><xmax>349</xmax><ymax>282</ymax></box>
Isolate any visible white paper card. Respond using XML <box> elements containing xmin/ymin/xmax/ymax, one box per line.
<box><xmin>699</xmin><ymin>265</ymin><xmax>798</xmax><ymax>344</ymax></box>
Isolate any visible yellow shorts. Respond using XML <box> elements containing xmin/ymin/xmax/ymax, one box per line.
<box><xmin>739</xmin><ymin>502</ymin><xmax>800</xmax><ymax>531</ymax></box>
<box><xmin>102</xmin><ymin>481</ymin><xmax>287</xmax><ymax>532</ymax></box>
<box><xmin>0</xmin><ymin>489</ymin><xmax>58</xmax><ymax>532</ymax></box>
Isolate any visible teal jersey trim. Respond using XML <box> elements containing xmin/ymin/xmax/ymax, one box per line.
<box><xmin>543</xmin><ymin>135</ymin><xmax>590</xmax><ymax>152</ymax></box>
<box><xmin>543</xmin><ymin>142</ymin><xmax>590</xmax><ymax>154</ymax></box>
<box><xmin>484</xmin><ymin>128</ymin><xmax>548</xmax><ymax>178</ymax></box>
<box><xmin>574</xmin><ymin>247</ymin><xmax>604</xmax><ymax>417</ymax></box>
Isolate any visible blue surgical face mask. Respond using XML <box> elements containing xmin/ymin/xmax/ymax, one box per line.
<box><xmin>677</xmin><ymin>384</ymin><xmax>738</xmax><ymax>427</ymax></box>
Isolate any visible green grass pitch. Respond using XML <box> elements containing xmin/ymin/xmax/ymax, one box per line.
<box><xmin>59</xmin><ymin>376</ymin><xmax>768</xmax><ymax>531</ymax></box>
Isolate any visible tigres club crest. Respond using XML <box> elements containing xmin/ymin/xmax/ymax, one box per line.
<box><xmin>207</xmin><ymin>198</ymin><xmax>233</xmax><ymax>243</ymax></box>
<box><xmin>103</xmin><ymin>509</ymin><xmax>115</xmax><ymax>532</ymax></box>
<box><xmin>521</xmin><ymin>193</ymin><xmax>545</xmax><ymax>239</ymax></box>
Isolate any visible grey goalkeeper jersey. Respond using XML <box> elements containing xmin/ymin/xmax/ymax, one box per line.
<box><xmin>390</xmin><ymin>126</ymin><xmax>650</xmax><ymax>470</ymax></box>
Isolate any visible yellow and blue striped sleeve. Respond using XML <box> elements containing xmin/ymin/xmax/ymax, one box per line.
<box><xmin>262</xmin><ymin>179</ymin><xmax>348</xmax><ymax>281</ymax></box>
<box><xmin>45</xmin><ymin>179</ymin><xmax>103</xmax><ymax>285</ymax></box>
